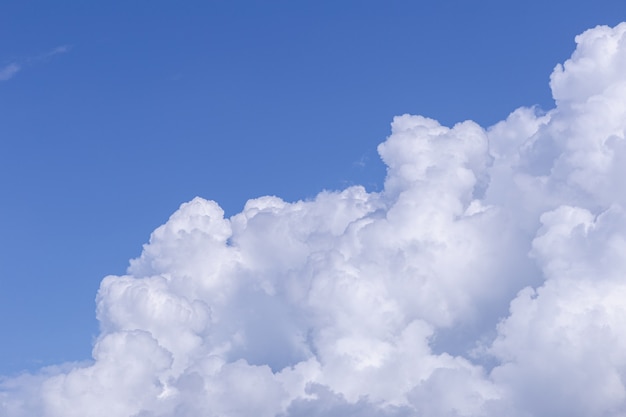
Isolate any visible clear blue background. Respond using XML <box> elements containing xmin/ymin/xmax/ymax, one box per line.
<box><xmin>1</xmin><ymin>1</ymin><xmax>624</xmax><ymax>375</ymax></box>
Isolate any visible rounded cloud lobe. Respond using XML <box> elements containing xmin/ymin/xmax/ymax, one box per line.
<box><xmin>3</xmin><ymin>23</ymin><xmax>626</xmax><ymax>417</ymax></box>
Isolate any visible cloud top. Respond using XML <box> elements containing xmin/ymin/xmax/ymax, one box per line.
<box><xmin>3</xmin><ymin>23</ymin><xmax>626</xmax><ymax>417</ymax></box>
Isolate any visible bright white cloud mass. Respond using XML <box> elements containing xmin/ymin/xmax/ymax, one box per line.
<box><xmin>3</xmin><ymin>23</ymin><xmax>626</xmax><ymax>417</ymax></box>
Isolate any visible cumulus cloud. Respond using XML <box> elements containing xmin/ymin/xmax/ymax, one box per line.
<box><xmin>3</xmin><ymin>23</ymin><xmax>626</xmax><ymax>416</ymax></box>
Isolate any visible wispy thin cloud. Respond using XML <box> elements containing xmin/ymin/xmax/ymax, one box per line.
<box><xmin>0</xmin><ymin>63</ymin><xmax>21</xmax><ymax>81</ymax></box>
<box><xmin>39</xmin><ymin>45</ymin><xmax>71</xmax><ymax>60</ymax></box>
<box><xmin>0</xmin><ymin>45</ymin><xmax>71</xmax><ymax>82</ymax></box>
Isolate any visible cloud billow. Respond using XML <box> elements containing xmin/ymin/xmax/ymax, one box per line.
<box><xmin>3</xmin><ymin>23</ymin><xmax>626</xmax><ymax>417</ymax></box>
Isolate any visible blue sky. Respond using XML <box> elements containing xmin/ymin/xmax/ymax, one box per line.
<box><xmin>1</xmin><ymin>0</ymin><xmax>625</xmax><ymax>377</ymax></box>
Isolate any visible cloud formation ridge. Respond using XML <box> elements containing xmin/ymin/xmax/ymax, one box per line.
<box><xmin>3</xmin><ymin>23</ymin><xmax>626</xmax><ymax>417</ymax></box>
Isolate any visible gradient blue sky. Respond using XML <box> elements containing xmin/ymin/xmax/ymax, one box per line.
<box><xmin>1</xmin><ymin>1</ymin><xmax>624</xmax><ymax>375</ymax></box>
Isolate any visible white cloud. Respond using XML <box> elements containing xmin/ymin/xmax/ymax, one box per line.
<box><xmin>45</xmin><ymin>45</ymin><xmax>71</xmax><ymax>57</ymax></box>
<box><xmin>0</xmin><ymin>63</ymin><xmax>20</xmax><ymax>81</ymax></box>
<box><xmin>0</xmin><ymin>45</ymin><xmax>70</xmax><ymax>82</ymax></box>
<box><xmin>3</xmin><ymin>22</ymin><xmax>626</xmax><ymax>416</ymax></box>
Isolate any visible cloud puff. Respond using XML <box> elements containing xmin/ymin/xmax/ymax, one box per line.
<box><xmin>3</xmin><ymin>23</ymin><xmax>626</xmax><ymax>416</ymax></box>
